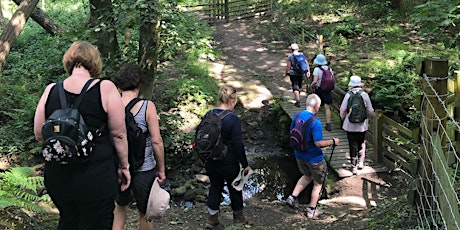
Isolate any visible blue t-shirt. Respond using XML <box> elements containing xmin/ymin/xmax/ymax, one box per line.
<box><xmin>290</xmin><ymin>110</ymin><xmax>324</xmax><ymax>163</ymax></box>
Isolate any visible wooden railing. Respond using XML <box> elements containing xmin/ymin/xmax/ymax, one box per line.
<box><xmin>180</xmin><ymin>0</ymin><xmax>272</xmax><ymax>23</ymax></box>
<box><xmin>330</xmin><ymin>85</ymin><xmax>420</xmax><ymax>178</ymax></box>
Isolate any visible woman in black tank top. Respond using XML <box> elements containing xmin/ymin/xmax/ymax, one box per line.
<box><xmin>33</xmin><ymin>41</ymin><xmax>131</xmax><ymax>229</ymax></box>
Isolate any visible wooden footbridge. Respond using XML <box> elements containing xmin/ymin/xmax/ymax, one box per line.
<box><xmin>282</xmin><ymin>91</ymin><xmax>388</xmax><ymax>178</ymax></box>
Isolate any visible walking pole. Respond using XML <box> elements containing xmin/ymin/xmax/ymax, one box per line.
<box><xmin>312</xmin><ymin>139</ymin><xmax>336</xmax><ymax>216</ymax></box>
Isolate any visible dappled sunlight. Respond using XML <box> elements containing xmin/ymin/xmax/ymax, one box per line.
<box><xmin>319</xmin><ymin>195</ymin><xmax>367</xmax><ymax>209</ymax></box>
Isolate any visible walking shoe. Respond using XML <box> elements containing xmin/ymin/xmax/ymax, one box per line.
<box><xmin>325</xmin><ymin>123</ymin><xmax>332</xmax><ymax>131</ymax></box>
<box><xmin>306</xmin><ymin>208</ymin><xmax>322</xmax><ymax>218</ymax></box>
<box><xmin>358</xmin><ymin>161</ymin><xmax>364</xmax><ymax>170</ymax></box>
<box><xmin>206</xmin><ymin>213</ymin><xmax>219</xmax><ymax>229</ymax></box>
<box><xmin>233</xmin><ymin>211</ymin><xmax>249</xmax><ymax>225</ymax></box>
<box><xmin>286</xmin><ymin>195</ymin><xmax>298</xmax><ymax>209</ymax></box>
<box><xmin>294</xmin><ymin>101</ymin><xmax>300</xmax><ymax>107</ymax></box>
<box><xmin>351</xmin><ymin>167</ymin><xmax>358</xmax><ymax>175</ymax></box>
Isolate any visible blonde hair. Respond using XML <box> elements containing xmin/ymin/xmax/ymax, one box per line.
<box><xmin>218</xmin><ymin>85</ymin><xmax>237</xmax><ymax>105</ymax></box>
<box><xmin>62</xmin><ymin>41</ymin><xmax>102</xmax><ymax>78</ymax></box>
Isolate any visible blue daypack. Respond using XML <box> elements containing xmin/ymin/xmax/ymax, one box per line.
<box><xmin>291</xmin><ymin>52</ymin><xmax>308</xmax><ymax>75</ymax></box>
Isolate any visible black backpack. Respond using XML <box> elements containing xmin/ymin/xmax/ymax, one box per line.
<box><xmin>41</xmin><ymin>79</ymin><xmax>98</xmax><ymax>165</ymax></box>
<box><xmin>347</xmin><ymin>90</ymin><xmax>367</xmax><ymax>123</ymax></box>
<box><xmin>289</xmin><ymin>113</ymin><xmax>317</xmax><ymax>152</ymax></box>
<box><xmin>193</xmin><ymin>110</ymin><xmax>232</xmax><ymax>162</ymax></box>
<box><xmin>125</xmin><ymin>98</ymin><xmax>147</xmax><ymax>171</ymax></box>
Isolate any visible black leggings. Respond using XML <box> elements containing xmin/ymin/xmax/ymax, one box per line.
<box><xmin>346</xmin><ymin>131</ymin><xmax>366</xmax><ymax>167</ymax></box>
<box><xmin>205</xmin><ymin>161</ymin><xmax>243</xmax><ymax>212</ymax></box>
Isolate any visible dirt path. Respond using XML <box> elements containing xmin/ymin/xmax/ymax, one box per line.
<box><xmin>123</xmin><ymin>19</ymin><xmax>409</xmax><ymax>230</ymax></box>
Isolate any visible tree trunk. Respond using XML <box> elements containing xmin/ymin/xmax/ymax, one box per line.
<box><xmin>138</xmin><ymin>0</ymin><xmax>161</xmax><ymax>100</ymax></box>
<box><xmin>0</xmin><ymin>2</ymin><xmax>6</xmax><ymax>28</ymax></box>
<box><xmin>12</xmin><ymin>0</ymin><xmax>65</xmax><ymax>35</ymax></box>
<box><xmin>89</xmin><ymin>0</ymin><xmax>119</xmax><ymax>70</ymax></box>
<box><xmin>0</xmin><ymin>0</ymin><xmax>39</xmax><ymax>74</ymax></box>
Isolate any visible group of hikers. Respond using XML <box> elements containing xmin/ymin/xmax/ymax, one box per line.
<box><xmin>32</xmin><ymin>40</ymin><xmax>374</xmax><ymax>229</ymax></box>
<box><xmin>285</xmin><ymin>43</ymin><xmax>375</xmax><ymax>218</ymax></box>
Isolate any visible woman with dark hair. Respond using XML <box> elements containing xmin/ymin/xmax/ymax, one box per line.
<box><xmin>112</xmin><ymin>63</ymin><xmax>166</xmax><ymax>230</ymax></box>
<box><xmin>33</xmin><ymin>41</ymin><xmax>130</xmax><ymax>229</ymax></box>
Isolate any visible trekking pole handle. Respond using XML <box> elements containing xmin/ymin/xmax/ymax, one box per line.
<box><xmin>331</xmin><ymin>137</ymin><xmax>337</xmax><ymax>147</ymax></box>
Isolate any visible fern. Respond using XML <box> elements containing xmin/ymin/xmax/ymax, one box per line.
<box><xmin>0</xmin><ymin>167</ymin><xmax>50</xmax><ymax>212</ymax></box>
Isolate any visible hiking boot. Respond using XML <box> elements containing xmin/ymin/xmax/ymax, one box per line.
<box><xmin>358</xmin><ymin>161</ymin><xmax>364</xmax><ymax>170</ymax></box>
<box><xmin>306</xmin><ymin>208</ymin><xmax>322</xmax><ymax>218</ymax></box>
<box><xmin>351</xmin><ymin>167</ymin><xmax>358</xmax><ymax>175</ymax></box>
<box><xmin>325</xmin><ymin>123</ymin><xmax>332</xmax><ymax>131</ymax></box>
<box><xmin>206</xmin><ymin>213</ymin><xmax>219</xmax><ymax>229</ymax></box>
<box><xmin>294</xmin><ymin>101</ymin><xmax>300</xmax><ymax>107</ymax></box>
<box><xmin>233</xmin><ymin>211</ymin><xmax>249</xmax><ymax>225</ymax></box>
<box><xmin>286</xmin><ymin>195</ymin><xmax>298</xmax><ymax>209</ymax></box>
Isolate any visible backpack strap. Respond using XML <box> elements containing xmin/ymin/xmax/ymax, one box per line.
<box><xmin>301</xmin><ymin>116</ymin><xmax>317</xmax><ymax>130</ymax></box>
<box><xmin>73</xmin><ymin>79</ymin><xmax>96</xmax><ymax>109</ymax></box>
<box><xmin>217</xmin><ymin>110</ymin><xmax>232</xmax><ymax>120</ymax></box>
<box><xmin>57</xmin><ymin>78</ymin><xmax>95</xmax><ymax>109</ymax></box>
<box><xmin>126</xmin><ymin>97</ymin><xmax>143</xmax><ymax>111</ymax></box>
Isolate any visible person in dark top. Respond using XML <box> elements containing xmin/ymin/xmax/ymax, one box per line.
<box><xmin>112</xmin><ymin>64</ymin><xmax>166</xmax><ymax>230</ymax></box>
<box><xmin>33</xmin><ymin>41</ymin><xmax>130</xmax><ymax>229</ymax></box>
<box><xmin>203</xmin><ymin>85</ymin><xmax>252</xmax><ymax>229</ymax></box>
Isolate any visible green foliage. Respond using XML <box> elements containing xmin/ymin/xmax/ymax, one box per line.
<box><xmin>0</xmin><ymin>167</ymin><xmax>50</xmax><ymax>212</ymax></box>
<box><xmin>371</xmin><ymin>51</ymin><xmax>421</xmax><ymax>124</ymax></box>
<box><xmin>159</xmin><ymin>8</ymin><xmax>215</xmax><ymax>62</ymax></box>
<box><xmin>411</xmin><ymin>0</ymin><xmax>460</xmax><ymax>48</ymax></box>
<box><xmin>365</xmin><ymin>195</ymin><xmax>418</xmax><ymax>229</ymax></box>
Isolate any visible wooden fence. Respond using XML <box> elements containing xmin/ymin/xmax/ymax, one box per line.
<box><xmin>330</xmin><ymin>85</ymin><xmax>419</xmax><ymax>180</ymax></box>
<box><xmin>180</xmin><ymin>0</ymin><xmax>272</xmax><ymax>23</ymax></box>
<box><xmin>331</xmin><ymin>57</ymin><xmax>460</xmax><ymax>228</ymax></box>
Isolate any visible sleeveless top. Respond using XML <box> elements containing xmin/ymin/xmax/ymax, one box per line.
<box><xmin>132</xmin><ymin>100</ymin><xmax>157</xmax><ymax>172</ymax></box>
<box><xmin>42</xmin><ymin>80</ymin><xmax>118</xmax><ymax>202</ymax></box>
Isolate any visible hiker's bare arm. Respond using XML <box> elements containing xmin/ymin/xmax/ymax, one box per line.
<box><xmin>34</xmin><ymin>83</ymin><xmax>55</xmax><ymax>143</ymax></box>
<box><xmin>146</xmin><ymin>100</ymin><xmax>166</xmax><ymax>184</ymax></box>
<box><xmin>310</xmin><ymin>74</ymin><xmax>319</xmax><ymax>90</ymax></box>
<box><xmin>285</xmin><ymin>58</ymin><xmax>291</xmax><ymax>75</ymax></box>
<box><xmin>100</xmin><ymin>80</ymin><xmax>129</xmax><ymax>167</ymax></box>
<box><xmin>305</xmin><ymin>59</ymin><xmax>311</xmax><ymax>77</ymax></box>
<box><xmin>314</xmin><ymin>137</ymin><xmax>339</xmax><ymax>148</ymax></box>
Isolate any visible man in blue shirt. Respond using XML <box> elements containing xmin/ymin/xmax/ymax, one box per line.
<box><xmin>286</xmin><ymin>94</ymin><xmax>340</xmax><ymax>218</ymax></box>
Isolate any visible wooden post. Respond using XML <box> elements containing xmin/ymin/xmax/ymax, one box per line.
<box><xmin>224</xmin><ymin>0</ymin><xmax>229</xmax><ymax>22</ymax></box>
<box><xmin>317</xmin><ymin>34</ymin><xmax>323</xmax><ymax>54</ymax></box>
<box><xmin>418</xmin><ymin>56</ymin><xmax>449</xmax><ymax>217</ymax></box>
<box><xmin>373</xmin><ymin>110</ymin><xmax>383</xmax><ymax>163</ymax></box>
<box><xmin>455</xmin><ymin>70</ymin><xmax>460</xmax><ymax>157</ymax></box>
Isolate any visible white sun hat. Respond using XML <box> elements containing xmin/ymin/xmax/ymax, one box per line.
<box><xmin>232</xmin><ymin>168</ymin><xmax>253</xmax><ymax>191</ymax></box>
<box><xmin>145</xmin><ymin>177</ymin><xmax>170</xmax><ymax>221</ymax></box>
<box><xmin>290</xmin><ymin>43</ymin><xmax>299</xmax><ymax>50</ymax></box>
<box><xmin>348</xmin><ymin>75</ymin><xmax>363</xmax><ymax>87</ymax></box>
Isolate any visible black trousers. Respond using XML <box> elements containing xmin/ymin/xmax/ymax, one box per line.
<box><xmin>346</xmin><ymin>131</ymin><xmax>366</xmax><ymax>167</ymax></box>
<box><xmin>205</xmin><ymin>160</ymin><xmax>243</xmax><ymax>212</ymax></box>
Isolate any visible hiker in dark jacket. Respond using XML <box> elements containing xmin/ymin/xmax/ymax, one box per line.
<box><xmin>286</xmin><ymin>93</ymin><xmax>339</xmax><ymax>219</ymax></box>
<box><xmin>203</xmin><ymin>85</ymin><xmax>252</xmax><ymax>229</ymax></box>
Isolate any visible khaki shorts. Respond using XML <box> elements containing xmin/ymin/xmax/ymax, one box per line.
<box><xmin>296</xmin><ymin>158</ymin><xmax>327</xmax><ymax>184</ymax></box>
